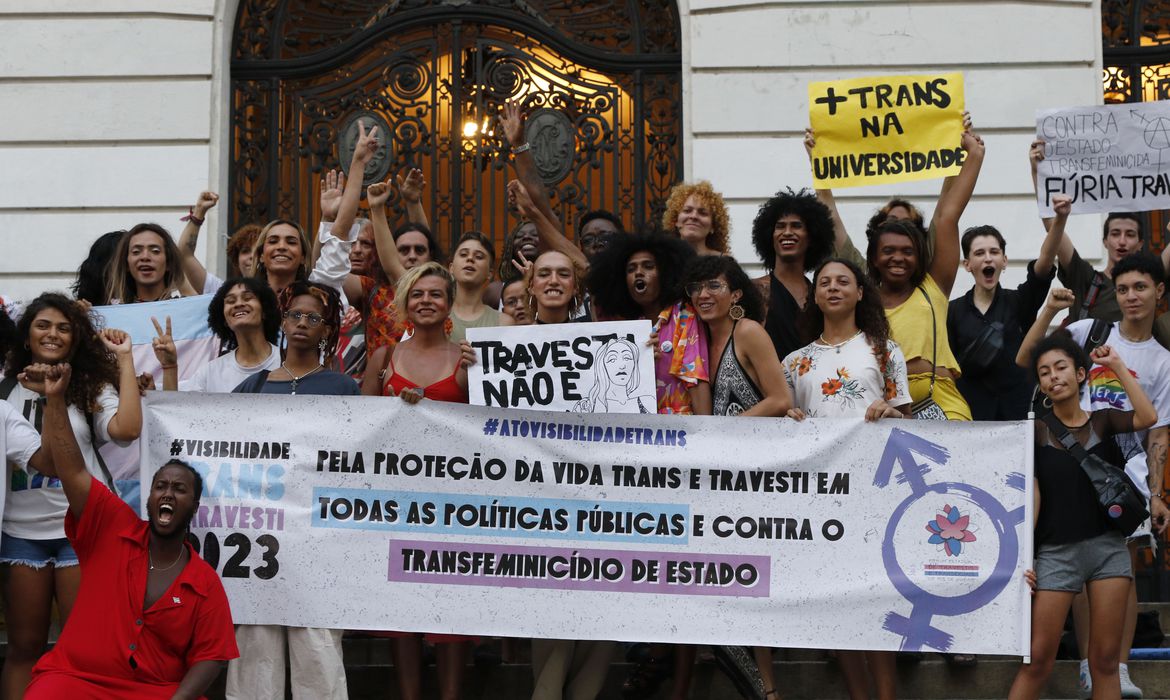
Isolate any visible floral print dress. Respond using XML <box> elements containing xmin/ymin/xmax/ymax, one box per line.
<box><xmin>782</xmin><ymin>333</ymin><xmax>910</xmax><ymax>418</ymax></box>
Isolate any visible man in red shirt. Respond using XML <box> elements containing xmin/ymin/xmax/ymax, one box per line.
<box><xmin>24</xmin><ymin>363</ymin><xmax>238</xmax><ymax>699</ymax></box>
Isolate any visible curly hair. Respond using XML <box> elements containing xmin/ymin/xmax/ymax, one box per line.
<box><xmin>865</xmin><ymin>197</ymin><xmax>926</xmax><ymax>233</ymax></box>
<box><xmin>0</xmin><ymin>305</ymin><xmax>16</xmax><ymax>360</ymax></box>
<box><xmin>5</xmin><ymin>293</ymin><xmax>119</xmax><ymax>412</ymax></box>
<box><xmin>662</xmin><ymin>181</ymin><xmax>731</xmax><ymax>254</ymax></box>
<box><xmin>577</xmin><ymin>209</ymin><xmax>625</xmax><ymax>239</ymax></box>
<box><xmin>73</xmin><ymin>230</ymin><xmax>125</xmax><ymax>306</ymax></box>
<box><xmin>751</xmin><ymin>188</ymin><xmax>835</xmax><ymax>272</ymax></box>
<box><xmin>866</xmin><ymin>218</ymin><xmax>929</xmax><ymax>290</ymax></box>
<box><xmin>585</xmin><ymin>233</ymin><xmax>695</xmax><ymax>320</ymax></box>
<box><xmin>226</xmin><ymin>224</ymin><xmax>262</xmax><ymax>277</ymax></box>
<box><xmin>798</xmin><ymin>258</ymin><xmax>891</xmax><ymax>370</ymax></box>
<box><xmin>285</xmin><ymin>281</ymin><xmax>344</xmax><ymax>360</ymax></box>
<box><xmin>498</xmin><ymin>220</ymin><xmax>537</xmax><ymax>284</ymax></box>
<box><xmin>681</xmin><ymin>255</ymin><xmax>765</xmax><ymax>323</ymax></box>
<box><xmin>105</xmin><ymin>223</ymin><xmax>186</xmax><ymax>304</ymax></box>
<box><xmin>1032</xmin><ymin>329</ymin><xmax>1091</xmax><ymax>390</ymax></box>
<box><xmin>208</xmin><ymin>277</ymin><xmax>281</xmax><ymax>350</ymax></box>
<box><xmin>524</xmin><ymin>251</ymin><xmax>587</xmax><ymax>321</ymax></box>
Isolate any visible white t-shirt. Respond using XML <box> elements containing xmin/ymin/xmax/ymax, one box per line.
<box><xmin>179</xmin><ymin>343</ymin><xmax>280</xmax><ymax>393</ymax></box>
<box><xmin>783</xmin><ymin>334</ymin><xmax>911</xmax><ymax>418</ymax></box>
<box><xmin>1068</xmin><ymin>319</ymin><xmax>1170</xmax><ymax>497</ymax></box>
<box><xmin>0</xmin><ymin>383</ymin><xmax>127</xmax><ymax>539</ymax></box>
<box><xmin>1</xmin><ymin>403</ymin><xmax>41</xmax><ymax>525</ymax></box>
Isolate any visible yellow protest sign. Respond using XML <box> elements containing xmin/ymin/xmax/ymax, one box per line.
<box><xmin>808</xmin><ymin>73</ymin><xmax>965</xmax><ymax>188</ymax></box>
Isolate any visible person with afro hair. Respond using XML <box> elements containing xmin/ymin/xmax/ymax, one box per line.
<box><xmin>750</xmin><ymin>188</ymin><xmax>855</xmax><ymax>361</ymax></box>
<box><xmin>586</xmin><ymin>233</ymin><xmax>711</xmax><ymax>415</ymax></box>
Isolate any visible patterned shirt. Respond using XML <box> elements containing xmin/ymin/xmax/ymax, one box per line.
<box><xmin>783</xmin><ymin>334</ymin><xmax>910</xmax><ymax>418</ymax></box>
<box><xmin>655</xmin><ymin>301</ymin><xmax>709</xmax><ymax>414</ymax></box>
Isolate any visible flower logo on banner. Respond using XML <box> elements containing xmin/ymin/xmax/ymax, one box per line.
<box><xmin>925</xmin><ymin>505</ymin><xmax>977</xmax><ymax>557</ymax></box>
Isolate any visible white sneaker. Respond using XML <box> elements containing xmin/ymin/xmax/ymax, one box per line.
<box><xmin>1119</xmin><ymin>662</ymin><xmax>1144</xmax><ymax>699</ymax></box>
<box><xmin>1078</xmin><ymin>659</ymin><xmax>1092</xmax><ymax>699</ymax></box>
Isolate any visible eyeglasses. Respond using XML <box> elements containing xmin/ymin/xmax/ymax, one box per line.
<box><xmin>502</xmin><ymin>296</ymin><xmax>525</xmax><ymax>308</ymax></box>
<box><xmin>685</xmin><ymin>280</ymin><xmax>729</xmax><ymax>297</ymax></box>
<box><xmin>283</xmin><ymin>311</ymin><xmax>325</xmax><ymax>326</ymax></box>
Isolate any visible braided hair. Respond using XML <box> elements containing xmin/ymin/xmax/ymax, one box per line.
<box><xmin>285</xmin><ymin>281</ymin><xmax>343</xmax><ymax>360</ymax></box>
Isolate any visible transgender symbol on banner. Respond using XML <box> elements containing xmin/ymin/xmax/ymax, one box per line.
<box><xmin>876</xmin><ymin>428</ymin><xmax>1027</xmax><ymax>652</ymax></box>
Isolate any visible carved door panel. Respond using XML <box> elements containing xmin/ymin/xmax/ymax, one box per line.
<box><xmin>230</xmin><ymin>2</ymin><xmax>681</xmax><ymax>253</ymax></box>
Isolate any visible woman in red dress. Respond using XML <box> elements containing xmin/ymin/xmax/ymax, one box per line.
<box><xmin>361</xmin><ymin>262</ymin><xmax>470</xmax><ymax>700</ymax></box>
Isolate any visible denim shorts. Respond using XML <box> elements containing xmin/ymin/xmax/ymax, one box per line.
<box><xmin>1035</xmin><ymin>531</ymin><xmax>1131</xmax><ymax>592</ymax></box>
<box><xmin>0</xmin><ymin>533</ymin><xmax>79</xmax><ymax>568</ymax></box>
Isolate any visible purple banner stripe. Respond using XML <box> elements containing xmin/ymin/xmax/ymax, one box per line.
<box><xmin>388</xmin><ymin>539</ymin><xmax>771</xmax><ymax>598</ymax></box>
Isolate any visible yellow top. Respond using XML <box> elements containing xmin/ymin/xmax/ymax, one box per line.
<box><xmin>885</xmin><ymin>274</ymin><xmax>961</xmax><ymax>376</ymax></box>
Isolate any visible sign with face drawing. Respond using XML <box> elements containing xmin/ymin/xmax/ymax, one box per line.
<box><xmin>467</xmin><ymin>320</ymin><xmax>657</xmax><ymax>413</ymax></box>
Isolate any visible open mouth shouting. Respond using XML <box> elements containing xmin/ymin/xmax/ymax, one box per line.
<box><xmin>633</xmin><ymin>278</ymin><xmax>648</xmax><ymax>293</ymax></box>
<box><xmin>157</xmin><ymin>502</ymin><xmax>175</xmax><ymax>526</ymax></box>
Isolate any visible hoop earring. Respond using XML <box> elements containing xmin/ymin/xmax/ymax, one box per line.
<box><xmin>1042</xmin><ymin>395</ymin><xmax>1053</xmax><ymax>409</ymax></box>
<box><xmin>729</xmin><ymin>303</ymin><xmax>745</xmax><ymax>321</ymax></box>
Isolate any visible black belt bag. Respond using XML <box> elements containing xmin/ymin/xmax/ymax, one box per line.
<box><xmin>1040</xmin><ymin>412</ymin><xmax>1148</xmax><ymax>536</ymax></box>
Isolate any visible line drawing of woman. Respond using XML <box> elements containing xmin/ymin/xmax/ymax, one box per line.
<box><xmin>573</xmin><ymin>337</ymin><xmax>656</xmax><ymax>414</ymax></box>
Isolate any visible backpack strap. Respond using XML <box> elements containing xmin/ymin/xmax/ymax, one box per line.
<box><xmin>0</xmin><ymin>376</ymin><xmax>18</xmax><ymax>403</ymax></box>
<box><xmin>85</xmin><ymin>410</ymin><xmax>118</xmax><ymax>493</ymax></box>
<box><xmin>242</xmin><ymin>370</ymin><xmax>271</xmax><ymax>394</ymax></box>
<box><xmin>1082</xmin><ymin>318</ymin><xmax>1113</xmax><ymax>357</ymax></box>
<box><xmin>1082</xmin><ymin>272</ymin><xmax>1107</xmax><ymax>315</ymax></box>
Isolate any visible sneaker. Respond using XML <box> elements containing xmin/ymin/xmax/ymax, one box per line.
<box><xmin>1078</xmin><ymin>659</ymin><xmax>1092</xmax><ymax>699</ymax></box>
<box><xmin>1119</xmin><ymin>662</ymin><xmax>1144</xmax><ymax>699</ymax></box>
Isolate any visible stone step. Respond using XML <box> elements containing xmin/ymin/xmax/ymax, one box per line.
<box><xmin>195</xmin><ymin>656</ymin><xmax>1170</xmax><ymax>699</ymax></box>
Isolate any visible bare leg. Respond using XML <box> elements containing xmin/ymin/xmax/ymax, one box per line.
<box><xmin>1120</xmin><ymin>543</ymin><xmax>1139</xmax><ymax>661</ymax></box>
<box><xmin>51</xmin><ymin>565</ymin><xmax>80</xmax><ymax>624</ymax></box>
<box><xmin>393</xmin><ymin>635</ymin><xmax>423</xmax><ymax>700</ymax></box>
<box><xmin>835</xmin><ymin>650</ymin><xmax>871</xmax><ymax>700</ymax></box>
<box><xmin>1008</xmin><ymin>589</ymin><xmax>1076</xmax><ymax>700</ymax></box>
<box><xmin>436</xmin><ymin>640</ymin><xmax>468</xmax><ymax>700</ymax></box>
<box><xmin>1</xmin><ymin>564</ymin><xmax>54</xmax><ymax>700</ymax></box>
<box><xmin>1072</xmin><ymin>586</ymin><xmax>1090</xmax><ymax>659</ymax></box>
<box><xmin>1086</xmin><ymin>577</ymin><xmax>1130</xmax><ymax>700</ymax></box>
<box><xmin>754</xmin><ymin>647</ymin><xmax>778</xmax><ymax>698</ymax></box>
<box><xmin>668</xmin><ymin>645</ymin><xmax>696</xmax><ymax>700</ymax></box>
<box><xmin>866</xmin><ymin>651</ymin><xmax>897</xmax><ymax>700</ymax></box>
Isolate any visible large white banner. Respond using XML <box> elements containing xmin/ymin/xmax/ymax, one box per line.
<box><xmin>1035</xmin><ymin>100</ymin><xmax>1170</xmax><ymax>215</ymax></box>
<box><xmin>141</xmin><ymin>392</ymin><xmax>1033</xmax><ymax>656</ymax></box>
<box><xmin>467</xmin><ymin>320</ymin><xmax>655</xmax><ymax>412</ymax></box>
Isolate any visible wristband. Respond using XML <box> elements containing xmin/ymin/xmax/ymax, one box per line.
<box><xmin>159</xmin><ymin>364</ymin><xmax>177</xmax><ymax>371</ymax></box>
<box><xmin>181</xmin><ymin>208</ymin><xmax>205</xmax><ymax>226</ymax></box>
<box><xmin>511</xmin><ymin>142</ymin><xmax>531</xmax><ymax>154</ymax></box>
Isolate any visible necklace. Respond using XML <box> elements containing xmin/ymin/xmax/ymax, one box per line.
<box><xmin>1117</xmin><ymin>325</ymin><xmax>1151</xmax><ymax>344</ymax></box>
<box><xmin>818</xmin><ymin>330</ymin><xmax>863</xmax><ymax>353</ymax></box>
<box><xmin>281</xmin><ymin>362</ymin><xmax>323</xmax><ymax>394</ymax></box>
<box><xmin>149</xmin><ymin>546</ymin><xmax>185</xmax><ymax>572</ymax></box>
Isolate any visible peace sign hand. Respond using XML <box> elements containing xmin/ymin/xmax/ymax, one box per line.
<box><xmin>151</xmin><ymin>316</ymin><xmax>177</xmax><ymax>368</ymax></box>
